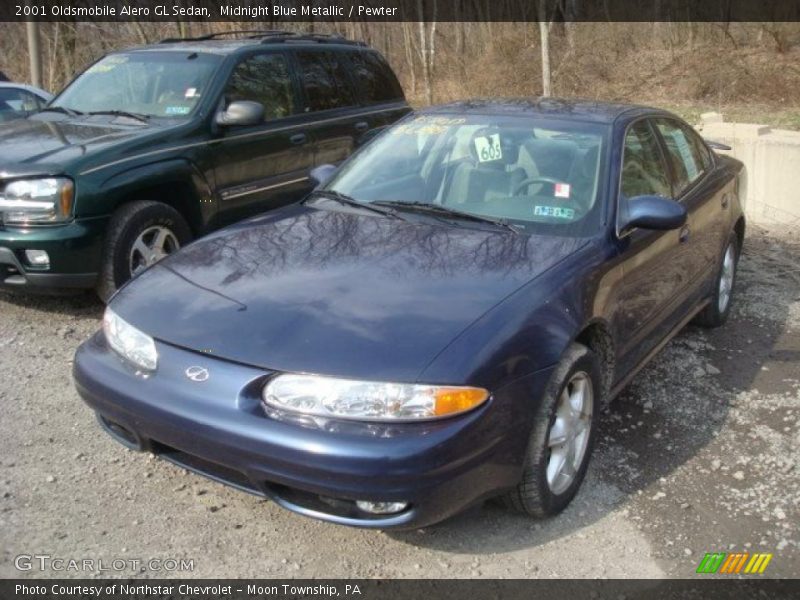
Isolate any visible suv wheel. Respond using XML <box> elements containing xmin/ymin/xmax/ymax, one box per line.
<box><xmin>503</xmin><ymin>343</ymin><xmax>601</xmax><ymax>518</ymax></box>
<box><xmin>96</xmin><ymin>201</ymin><xmax>191</xmax><ymax>302</ymax></box>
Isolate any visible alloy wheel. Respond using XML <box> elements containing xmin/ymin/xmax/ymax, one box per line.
<box><xmin>129</xmin><ymin>225</ymin><xmax>180</xmax><ymax>277</ymax></box>
<box><xmin>546</xmin><ymin>372</ymin><xmax>593</xmax><ymax>495</ymax></box>
<box><xmin>718</xmin><ymin>243</ymin><xmax>736</xmax><ymax>313</ymax></box>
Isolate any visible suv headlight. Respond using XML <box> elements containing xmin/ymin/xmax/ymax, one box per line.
<box><xmin>0</xmin><ymin>177</ymin><xmax>74</xmax><ymax>225</ymax></box>
<box><xmin>103</xmin><ymin>307</ymin><xmax>158</xmax><ymax>372</ymax></box>
<box><xmin>263</xmin><ymin>374</ymin><xmax>489</xmax><ymax>422</ymax></box>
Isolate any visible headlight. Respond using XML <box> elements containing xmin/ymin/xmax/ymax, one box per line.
<box><xmin>263</xmin><ymin>374</ymin><xmax>489</xmax><ymax>422</ymax></box>
<box><xmin>0</xmin><ymin>177</ymin><xmax>74</xmax><ymax>225</ymax></box>
<box><xmin>103</xmin><ymin>307</ymin><xmax>158</xmax><ymax>372</ymax></box>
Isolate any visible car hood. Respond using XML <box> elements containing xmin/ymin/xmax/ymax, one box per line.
<box><xmin>111</xmin><ymin>205</ymin><xmax>587</xmax><ymax>382</ymax></box>
<box><xmin>0</xmin><ymin>116</ymin><xmax>155</xmax><ymax>175</ymax></box>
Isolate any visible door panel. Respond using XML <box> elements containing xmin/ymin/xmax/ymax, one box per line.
<box><xmin>293</xmin><ymin>50</ymin><xmax>367</xmax><ymax>167</ymax></box>
<box><xmin>613</xmin><ymin>119</ymin><xmax>692</xmax><ymax>377</ymax></box>
<box><xmin>211</xmin><ymin>52</ymin><xmax>314</xmax><ymax>228</ymax></box>
<box><xmin>653</xmin><ymin>118</ymin><xmax>727</xmax><ymax>300</ymax></box>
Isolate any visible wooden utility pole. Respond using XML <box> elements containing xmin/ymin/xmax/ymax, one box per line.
<box><xmin>538</xmin><ymin>0</ymin><xmax>551</xmax><ymax>97</ymax></box>
<box><xmin>26</xmin><ymin>20</ymin><xmax>42</xmax><ymax>87</ymax></box>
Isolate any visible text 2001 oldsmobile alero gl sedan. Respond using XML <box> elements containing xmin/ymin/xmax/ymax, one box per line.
<box><xmin>74</xmin><ymin>99</ymin><xmax>745</xmax><ymax>528</ymax></box>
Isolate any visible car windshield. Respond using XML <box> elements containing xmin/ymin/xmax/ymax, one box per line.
<box><xmin>325</xmin><ymin>114</ymin><xmax>608</xmax><ymax>235</ymax></box>
<box><xmin>51</xmin><ymin>51</ymin><xmax>221</xmax><ymax>118</ymax></box>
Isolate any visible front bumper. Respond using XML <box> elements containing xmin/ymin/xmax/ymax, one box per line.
<box><xmin>73</xmin><ymin>332</ymin><xmax>553</xmax><ymax>529</ymax></box>
<box><xmin>0</xmin><ymin>217</ymin><xmax>106</xmax><ymax>291</ymax></box>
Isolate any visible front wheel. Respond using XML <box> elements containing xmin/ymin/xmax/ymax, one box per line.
<box><xmin>503</xmin><ymin>343</ymin><xmax>601</xmax><ymax>518</ymax></box>
<box><xmin>694</xmin><ymin>234</ymin><xmax>739</xmax><ymax>328</ymax></box>
<box><xmin>96</xmin><ymin>201</ymin><xmax>192</xmax><ymax>302</ymax></box>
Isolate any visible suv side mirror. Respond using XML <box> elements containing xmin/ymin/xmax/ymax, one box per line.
<box><xmin>309</xmin><ymin>164</ymin><xmax>337</xmax><ymax>189</ymax></box>
<box><xmin>619</xmin><ymin>195</ymin><xmax>687</xmax><ymax>233</ymax></box>
<box><xmin>215</xmin><ymin>101</ymin><xmax>264</xmax><ymax>127</ymax></box>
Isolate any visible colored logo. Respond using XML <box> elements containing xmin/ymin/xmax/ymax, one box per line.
<box><xmin>696</xmin><ymin>552</ymin><xmax>773</xmax><ymax>574</ymax></box>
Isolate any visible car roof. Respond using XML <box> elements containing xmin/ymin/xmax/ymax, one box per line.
<box><xmin>123</xmin><ymin>32</ymin><xmax>368</xmax><ymax>57</ymax></box>
<box><xmin>420</xmin><ymin>97</ymin><xmax>669</xmax><ymax>124</ymax></box>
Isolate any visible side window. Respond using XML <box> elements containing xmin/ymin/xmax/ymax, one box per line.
<box><xmin>0</xmin><ymin>88</ymin><xmax>30</xmax><ymax>112</ymax></box>
<box><xmin>621</xmin><ymin>120</ymin><xmax>672</xmax><ymax>199</ymax></box>
<box><xmin>22</xmin><ymin>91</ymin><xmax>45</xmax><ymax>111</ymax></box>
<box><xmin>654</xmin><ymin>119</ymin><xmax>709</xmax><ymax>195</ymax></box>
<box><xmin>225</xmin><ymin>53</ymin><xmax>294</xmax><ymax>121</ymax></box>
<box><xmin>348</xmin><ymin>51</ymin><xmax>404</xmax><ymax>104</ymax></box>
<box><xmin>295</xmin><ymin>51</ymin><xmax>356</xmax><ymax>112</ymax></box>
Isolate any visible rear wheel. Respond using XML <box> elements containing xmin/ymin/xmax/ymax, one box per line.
<box><xmin>694</xmin><ymin>233</ymin><xmax>739</xmax><ymax>328</ymax></box>
<box><xmin>503</xmin><ymin>343</ymin><xmax>601</xmax><ymax>517</ymax></box>
<box><xmin>96</xmin><ymin>201</ymin><xmax>191</xmax><ymax>302</ymax></box>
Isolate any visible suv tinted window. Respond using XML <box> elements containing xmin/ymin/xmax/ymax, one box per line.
<box><xmin>654</xmin><ymin>118</ymin><xmax>710</xmax><ymax>195</ymax></box>
<box><xmin>225</xmin><ymin>53</ymin><xmax>294</xmax><ymax>121</ymax></box>
<box><xmin>295</xmin><ymin>51</ymin><xmax>356</xmax><ymax>112</ymax></box>
<box><xmin>621</xmin><ymin>120</ymin><xmax>672</xmax><ymax>199</ymax></box>
<box><xmin>348</xmin><ymin>51</ymin><xmax>403</xmax><ymax>104</ymax></box>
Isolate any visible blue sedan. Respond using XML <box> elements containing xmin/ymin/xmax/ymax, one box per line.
<box><xmin>73</xmin><ymin>99</ymin><xmax>745</xmax><ymax>528</ymax></box>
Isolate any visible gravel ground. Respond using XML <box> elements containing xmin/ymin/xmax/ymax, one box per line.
<box><xmin>0</xmin><ymin>226</ymin><xmax>798</xmax><ymax>579</ymax></box>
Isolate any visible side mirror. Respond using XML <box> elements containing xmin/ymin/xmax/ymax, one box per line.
<box><xmin>215</xmin><ymin>101</ymin><xmax>264</xmax><ymax>127</ymax></box>
<box><xmin>619</xmin><ymin>195</ymin><xmax>687</xmax><ymax>233</ymax></box>
<box><xmin>704</xmin><ymin>139</ymin><xmax>732</xmax><ymax>151</ymax></box>
<box><xmin>309</xmin><ymin>164</ymin><xmax>337</xmax><ymax>189</ymax></box>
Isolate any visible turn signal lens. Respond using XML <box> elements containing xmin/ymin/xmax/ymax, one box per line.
<box><xmin>434</xmin><ymin>387</ymin><xmax>489</xmax><ymax>416</ymax></box>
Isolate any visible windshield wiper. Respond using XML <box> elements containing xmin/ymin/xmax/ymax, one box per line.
<box><xmin>373</xmin><ymin>201</ymin><xmax>521</xmax><ymax>234</ymax></box>
<box><xmin>85</xmin><ymin>110</ymin><xmax>150</xmax><ymax>124</ymax></box>
<box><xmin>38</xmin><ymin>106</ymin><xmax>83</xmax><ymax>117</ymax></box>
<box><xmin>304</xmin><ymin>190</ymin><xmax>401</xmax><ymax>219</ymax></box>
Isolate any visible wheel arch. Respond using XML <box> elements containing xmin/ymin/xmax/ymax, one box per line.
<box><xmin>95</xmin><ymin>159</ymin><xmax>215</xmax><ymax>236</ymax></box>
<box><xmin>573</xmin><ymin>319</ymin><xmax>615</xmax><ymax>405</ymax></box>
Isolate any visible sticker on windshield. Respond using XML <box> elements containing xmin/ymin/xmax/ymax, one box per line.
<box><xmin>87</xmin><ymin>55</ymin><xmax>129</xmax><ymax>74</ymax></box>
<box><xmin>165</xmin><ymin>106</ymin><xmax>191</xmax><ymax>115</ymax></box>
<box><xmin>534</xmin><ymin>206</ymin><xmax>575</xmax><ymax>219</ymax></box>
<box><xmin>554</xmin><ymin>183</ymin><xmax>571</xmax><ymax>198</ymax></box>
<box><xmin>185</xmin><ymin>87</ymin><xmax>198</xmax><ymax>98</ymax></box>
<box><xmin>474</xmin><ymin>134</ymin><xmax>503</xmax><ymax>162</ymax></box>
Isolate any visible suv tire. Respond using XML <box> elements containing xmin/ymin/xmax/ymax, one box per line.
<box><xmin>96</xmin><ymin>201</ymin><xmax>191</xmax><ymax>302</ymax></box>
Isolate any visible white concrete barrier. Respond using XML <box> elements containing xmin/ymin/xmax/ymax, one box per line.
<box><xmin>696</xmin><ymin>113</ymin><xmax>800</xmax><ymax>226</ymax></box>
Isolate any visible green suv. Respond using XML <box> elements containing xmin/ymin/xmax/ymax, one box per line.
<box><xmin>0</xmin><ymin>31</ymin><xmax>409</xmax><ymax>299</ymax></box>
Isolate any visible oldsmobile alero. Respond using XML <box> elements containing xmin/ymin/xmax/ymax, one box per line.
<box><xmin>73</xmin><ymin>99</ymin><xmax>745</xmax><ymax>528</ymax></box>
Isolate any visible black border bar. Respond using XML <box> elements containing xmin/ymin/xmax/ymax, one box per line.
<box><xmin>4</xmin><ymin>0</ymin><xmax>800</xmax><ymax>22</ymax></box>
<box><xmin>2</xmin><ymin>579</ymin><xmax>800</xmax><ymax>600</ymax></box>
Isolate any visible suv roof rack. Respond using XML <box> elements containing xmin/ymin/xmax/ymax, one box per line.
<box><xmin>159</xmin><ymin>30</ymin><xmax>366</xmax><ymax>46</ymax></box>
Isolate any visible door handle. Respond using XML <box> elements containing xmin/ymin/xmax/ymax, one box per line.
<box><xmin>721</xmin><ymin>193</ymin><xmax>730</xmax><ymax>209</ymax></box>
<box><xmin>354</xmin><ymin>121</ymin><xmax>369</xmax><ymax>132</ymax></box>
<box><xmin>679</xmin><ymin>225</ymin><xmax>691</xmax><ymax>243</ymax></box>
<box><xmin>290</xmin><ymin>133</ymin><xmax>307</xmax><ymax>145</ymax></box>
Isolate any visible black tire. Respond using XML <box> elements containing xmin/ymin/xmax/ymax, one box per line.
<box><xmin>503</xmin><ymin>343</ymin><xmax>601</xmax><ymax>518</ymax></box>
<box><xmin>693</xmin><ymin>233</ymin><xmax>739</xmax><ymax>328</ymax></box>
<box><xmin>96</xmin><ymin>201</ymin><xmax>192</xmax><ymax>302</ymax></box>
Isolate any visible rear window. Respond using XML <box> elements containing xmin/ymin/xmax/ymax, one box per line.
<box><xmin>295</xmin><ymin>50</ymin><xmax>357</xmax><ymax>112</ymax></box>
<box><xmin>348</xmin><ymin>51</ymin><xmax>404</xmax><ymax>104</ymax></box>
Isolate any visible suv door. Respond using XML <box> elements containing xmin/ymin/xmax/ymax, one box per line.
<box><xmin>613</xmin><ymin>119</ymin><xmax>694</xmax><ymax>377</ymax></box>
<box><xmin>345</xmin><ymin>49</ymin><xmax>409</xmax><ymax>143</ymax></box>
<box><xmin>291</xmin><ymin>49</ymin><xmax>368</xmax><ymax>167</ymax></box>
<box><xmin>211</xmin><ymin>51</ymin><xmax>313</xmax><ymax>227</ymax></box>
<box><xmin>653</xmin><ymin>117</ymin><xmax>724</xmax><ymax>296</ymax></box>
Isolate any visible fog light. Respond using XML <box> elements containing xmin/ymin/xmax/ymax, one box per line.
<box><xmin>355</xmin><ymin>500</ymin><xmax>408</xmax><ymax>515</ymax></box>
<box><xmin>24</xmin><ymin>249</ymin><xmax>50</xmax><ymax>267</ymax></box>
